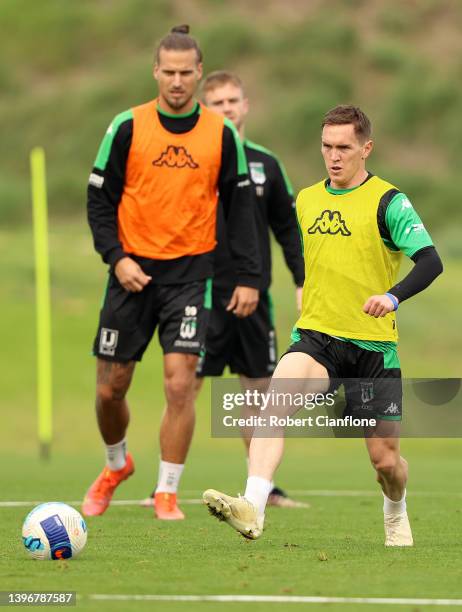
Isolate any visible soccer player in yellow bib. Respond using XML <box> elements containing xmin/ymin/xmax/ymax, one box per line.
<box><xmin>203</xmin><ymin>105</ymin><xmax>443</xmax><ymax>546</ymax></box>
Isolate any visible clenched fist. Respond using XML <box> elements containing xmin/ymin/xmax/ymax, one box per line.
<box><xmin>115</xmin><ymin>257</ymin><xmax>152</xmax><ymax>292</ymax></box>
<box><xmin>363</xmin><ymin>294</ymin><xmax>398</xmax><ymax>318</ymax></box>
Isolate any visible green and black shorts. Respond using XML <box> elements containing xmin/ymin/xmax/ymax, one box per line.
<box><xmin>286</xmin><ymin>328</ymin><xmax>402</xmax><ymax>421</ymax></box>
<box><xmin>93</xmin><ymin>275</ymin><xmax>211</xmax><ymax>362</ymax></box>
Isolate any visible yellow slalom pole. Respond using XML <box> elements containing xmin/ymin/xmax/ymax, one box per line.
<box><xmin>30</xmin><ymin>147</ymin><xmax>52</xmax><ymax>460</ymax></box>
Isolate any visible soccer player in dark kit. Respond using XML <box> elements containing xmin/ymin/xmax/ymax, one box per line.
<box><xmin>84</xmin><ymin>26</ymin><xmax>260</xmax><ymax>520</ymax></box>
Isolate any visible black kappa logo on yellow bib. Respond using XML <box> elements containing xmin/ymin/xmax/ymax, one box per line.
<box><xmin>307</xmin><ymin>210</ymin><xmax>351</xmax><ymax>236</ymax></box>
<box><xmin>153</xmin><ymin>146</ymin><xmax>199</xmax><ymax>169</ymax></box>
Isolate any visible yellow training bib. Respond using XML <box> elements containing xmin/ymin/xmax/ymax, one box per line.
<box><xmin>296</xmin><ymin>176</ymin><xmax>402</xmax><ymax>341</ymax></box>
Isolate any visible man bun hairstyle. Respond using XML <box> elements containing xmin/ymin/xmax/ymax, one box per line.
<box><xmin>201</xmin><ymin>70</ymin><xmax>244</xmax><ymax>98</ymax></box>
<box><xmin>322</xmin><ymin>105</ymin><xmax>372</xmax><ymax>142</ymax></box>
<box><xmin>156</xmin><ymin>24</ymin><xmax>203</xmax><ymax>63</ymax></box>
<box><xmin>171</xmin><ymin>24</ymin><xmax>190</xmax><ymax>34</ymax></box>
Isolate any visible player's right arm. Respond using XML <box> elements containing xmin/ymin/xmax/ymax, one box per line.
<box><xmin>267</xmin><ymin>155</ymin><xmax>305</xmax><ymax>288</ymax></box>
<box><xmin>218</xmin><ymin>120</ymin><xmax>261</xmax><ymax>317</ymax></box>
<box><xmin>266</xmin><ymin>153</ymin><xmax>304</xmax><ymax>312</ymax></box>
<box><xmin>87</xmin><ymin>112</ymin><xmax>150</xmax><ymax>291</ymax></box>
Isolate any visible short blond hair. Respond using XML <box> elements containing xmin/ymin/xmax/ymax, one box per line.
<box><xmin>201</xmin><ymin>70</ymin><xmax>244</xmax><ymax>98</ymax></box>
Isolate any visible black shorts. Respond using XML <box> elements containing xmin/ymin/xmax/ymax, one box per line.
<box><xmin>286</xmin><ymin>329</ymin><xmax>402</xmax><ymax>420</ymax></box>
<box><xmin>93</xmin><ymin>275</ymin><xmax>211</xmax><ymax>362</ymax></box>
<box><xmin>196</xmin><ymin>288</ymin><xmax>277</xmax><ymax>379</ymax></box>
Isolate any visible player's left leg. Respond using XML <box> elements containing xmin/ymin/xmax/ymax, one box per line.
<box><xmin>365</xmin><ymin>427</ymin><xmax>413</xmax><ymax>547</ymax></box>
<box><xmin>140</xmin><ymin>355</ymin><xmax>199</xmax><ymax>511</ymax></box>
<box><xmin>153</xmin><ymin>280</ymin><xmax>211</xmax><ymax>519</ymax></box>
<box><xmin>141</xmin><ymin>286</ymin><xmax>231</xmax><ymax>508</ymax></box>
<box><xmin>154</xmin><ymin>352</ymin><xmax>198</xmax><ymax>519</ymax></box>
<box><xmin>350</xmin><ymin>344</ymin><xmax>411</xmax><ymax>545</ymax></box>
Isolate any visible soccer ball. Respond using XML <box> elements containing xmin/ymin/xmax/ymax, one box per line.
<box><xmin>22</xmin><ymin>502</ymin><xmax>87</xmax><ymax>560</ymax></box>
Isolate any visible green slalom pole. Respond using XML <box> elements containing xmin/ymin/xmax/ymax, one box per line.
<box><xmin>30</xmin><ymin>147</ymin><xmax>52</xmax><ymax>460</ymax></box>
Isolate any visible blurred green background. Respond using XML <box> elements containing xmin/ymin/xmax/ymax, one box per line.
<box><xmin>1</xmin><ymin>3</ymin><xmax>461</xmax><ymax>606</ymax></box>
<box><xmin>1</xmin><ymin>0</ymin><xmax>460</xmax><ymax>455</ymax></box>
<box><xmin>0</xmin><ymin>0</ymin><xmax>462</xmax><ymax>405</ymax></box>
<box><xmin>2</xmin><ymin>0</ymin><xmax>462</xmax><ymax>250</ymax></box>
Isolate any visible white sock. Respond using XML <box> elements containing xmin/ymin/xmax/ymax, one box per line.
<box><xmin>155</xmin><ymin>460</ymin><xmax>184</xmax><ymax>494</ymax></box>
<box><xmin>105</xmin><ymin>439</ymin><xmax>126</xmax><ymax>471</ymax></box>
<box><xmin>244</xmin><ymin>476</ymin><xmax>272</xmax><ymax>516</ymax></box>
<box><xmin>383</xmin><ymin>490</ymin><xmax>407</xmax><ymax>515</ymax></box>
<box><xmin>246</xmin><ymin>458</ymin><xmax>274</xmax><ymax>491</ymax></box>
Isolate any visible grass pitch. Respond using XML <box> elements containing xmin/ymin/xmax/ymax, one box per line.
<box><xmin>1</xmin><ymin>442</ymin><xmax>462</xmax><ymax>612</ymax></box>
<box><xmin>1</xmin><ymin>222</ymin><xmax>461</xmax><ymax>611</ymax></box>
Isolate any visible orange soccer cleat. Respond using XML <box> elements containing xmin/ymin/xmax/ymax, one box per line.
<box><xmin>154</xmin><ymin>492</ymin><xmax>185</xmax><ymax>520</ymax></box>
<box><xmin>82</xmin><ymin>453</ymin><xmax>135</xmax><ymax>516</ymax></box>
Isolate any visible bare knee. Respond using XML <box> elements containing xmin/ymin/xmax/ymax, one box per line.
<box><xmin>370</xmin><ymin>450</ymin><xmax>400</xmax><ymax>479</ymax></box>
<box><xmin>164</xmin><ymin>354</ymin><xmax>197</xmax><ymax>408</ymax></box>
<box><xmin>165</xmin><ymin>374</ymin><xmax>195</xmax><ymax>407</ymax></box>
<box><xmin>97</xmin><ymin>385</ymin><xmax>124</xmax><ymax>405</ymax></box>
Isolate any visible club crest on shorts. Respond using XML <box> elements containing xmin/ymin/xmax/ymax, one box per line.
<box><xmin>249</xmin><ymin>162</ymin><xmax>266</xmax><ymax>185</ymax></box>
<box><xmin>180</xmin><ymin>306</ymin><xmax>197</xmax><ymax>340</ymax></box>
<box><xmin>99</xmin><ymin>328</ymin><xmax>119</xmax><ymax>356</ymax></box>
<box><xmin>360</xmin><ymin>381</ymin><xmax>374</xmax><ymax>403</ymax></box>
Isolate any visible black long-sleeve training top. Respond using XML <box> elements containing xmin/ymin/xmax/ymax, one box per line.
<box><xmin>213</xmin><ymin>139</ymin><xmax>305</xmax><ymax>292</ymax></box>
<box><xmin>87</xmin><ymin>101</ymin><xmax>261</xmax><ymax>287</ymax></box>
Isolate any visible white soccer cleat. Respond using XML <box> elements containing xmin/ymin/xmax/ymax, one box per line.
<box><xmin>384</xmin><ymin>511</ymin><xmax>414</xmax><ymax>547</ymax></box>
<box><xmin>203</xmin><ymin>489</ymin><xmax>264</xmax><ymax>540</ymax></box>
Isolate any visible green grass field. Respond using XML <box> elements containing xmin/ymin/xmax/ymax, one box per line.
<box><xmin>1</xmin><ymin>221</ymin><xmax>462</xmax><ymax>611</ymax></box>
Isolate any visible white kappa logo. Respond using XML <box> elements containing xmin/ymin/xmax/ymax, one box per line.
<box><xmin>384</xmin><ymin>402</ymin><xmax>399</xmax><ymax>415</ymax></box>
<box><xmin>400</xmin><ymin>197</ymin><xmax>413</xmax><ymax>211</ymax></box>
<box><xmin>405</xmin><ymin>223</ymin><xmax>425</xmax><ymax>235</ymax></box>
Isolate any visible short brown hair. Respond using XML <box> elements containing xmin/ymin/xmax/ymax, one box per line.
<box><xmin>156</xmin><ymin>25</ymin><xmax>202</xmax><ymax>63</ymax></box>
<box><xmin>201</xmin><ymin>70</ymin><xmax>244</xmax><ymax>97</ymax></box>
<box><xmin>322</xmin><ymin>105</ymin><xmax>371</xmax><ymax>142</ymax></box>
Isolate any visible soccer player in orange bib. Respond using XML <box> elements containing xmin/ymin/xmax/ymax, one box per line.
<box><xmin>83</xmin><ymin>26</ymin><xmax>260</xmax><ymax>520</ymax></box>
